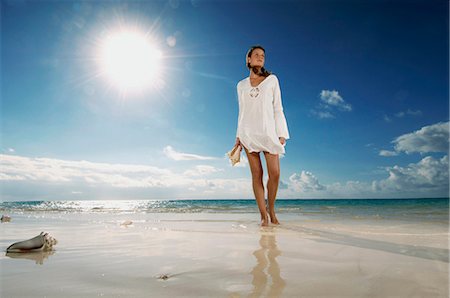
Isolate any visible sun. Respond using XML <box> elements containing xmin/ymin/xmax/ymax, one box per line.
<box><xmin>98</xmin><ymin>30</ymin><xmax>162</xmax><ymax>93</ymax></box>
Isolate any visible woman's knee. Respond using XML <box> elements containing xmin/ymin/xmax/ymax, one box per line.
<box><xmin>268</xmin><ymin>168</ymin><xmax>280</xmax><ymax>181</ymax></box>
<box><xmin>251</xmin><ymin>168</ymin><xmax>264</xmax><ymax>181</ymax></box>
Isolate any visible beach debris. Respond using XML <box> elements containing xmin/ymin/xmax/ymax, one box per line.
<box><xmin>1</xmin><ymin>215</ymin><xmax>11</xmax><ymax>222</ymax></box>
<box><xmin>6</xmin><ymin>232</ymin><xmax>57</xmax><ymax>253</ymax></box>
<box><xmin>120</xmin><ymin>220</ymin><xmax>133</xmax><ymax>226</ymax></box>
<box><xmin>157</xmin><ymin>274</ymin><xmax>170</xmax><ymax>280</ymax></box>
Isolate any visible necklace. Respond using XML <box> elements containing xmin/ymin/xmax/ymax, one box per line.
<box><xmin>249</xmin><ymin>87</ymin><xmax>260</xmax><ymax>98</ymax></box>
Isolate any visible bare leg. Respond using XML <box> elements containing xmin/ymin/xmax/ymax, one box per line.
<box><xmin>263</xmin><ymin>151</ymin><xmax>280</xmax><ymax>224</ymax></box>
<box><xmin>244</xmin><ymin>147</ymin><xmax>269</xmax><ymax>226</ymax></box>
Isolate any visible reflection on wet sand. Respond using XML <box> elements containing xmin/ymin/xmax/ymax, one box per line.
<box><xmin>6</xmin><ymin>250</ymin><xmax>55</xmax><ymax>265</ymax></box>
<box><xmin>249</xmin><ymin>230</ymin><xmax>286</xmax><ymax>298</ymax></box>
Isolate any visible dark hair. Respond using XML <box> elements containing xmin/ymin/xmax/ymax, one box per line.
<box><xmin>246</xmin><ymin>45</ymin><xmax>272</xmax><ymax>77</ymax></box>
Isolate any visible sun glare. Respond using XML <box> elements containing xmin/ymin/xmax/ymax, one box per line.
<box><xmin>99</xmin><ymin>30</ymin><xmax>162</xmax><ymax>93</ymax></box>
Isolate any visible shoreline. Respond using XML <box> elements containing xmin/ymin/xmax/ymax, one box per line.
<box><xmin>1</xmin><ymin>211</ymin><xmax>448</xmax><ymax>297</ymax></box>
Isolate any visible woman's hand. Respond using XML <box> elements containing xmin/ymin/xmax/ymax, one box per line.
<box><xmin>279</xmin><ymin>137</ymin><xmax>286</xmax><ymax>145</ymax></box>
<box><xmin>235</xmin><ymin>137</ymin><xmax>241</xmax><ymax>147</ymax></box>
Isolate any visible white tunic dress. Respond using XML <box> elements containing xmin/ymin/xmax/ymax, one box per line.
<box><xmin>236</xmin><ymin>74</ymin><xmax>290</xmax><ymax>155</ymax></box>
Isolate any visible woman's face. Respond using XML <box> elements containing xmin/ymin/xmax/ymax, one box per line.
<box><xmin>247</xmin><ymin>48</ymin><xmax>265</xmax><ymax>68</ymax></box>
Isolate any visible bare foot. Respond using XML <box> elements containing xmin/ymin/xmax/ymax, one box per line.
<box><xmin>260</xmin><ymin>214</ymin><xmax>269</xmax><ymax>227</ymax></box>
<box><xmin>268</xmin><ymin>210</ymin><xmax>280</xmax><ymax>225</ymax></box>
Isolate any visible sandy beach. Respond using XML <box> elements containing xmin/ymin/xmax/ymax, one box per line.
<box><xmin>0</xmin><ymin>209</ymin><xmax>448</xmax><ymax>298</ymax></box>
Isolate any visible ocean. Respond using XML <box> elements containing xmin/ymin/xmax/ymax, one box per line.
<box><xmin>1</xmin><ymin>198</ymin><xmax>448</xmax><ymax>223</ymax></box>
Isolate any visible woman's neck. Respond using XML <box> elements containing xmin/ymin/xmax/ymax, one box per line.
<box><xmin>249</xmin><ymin>67</ymin><xmax>263</xmax><ymax>78</ymax></box>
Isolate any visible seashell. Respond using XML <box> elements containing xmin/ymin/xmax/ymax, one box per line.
<box><xmin>227</xmin><ymin>144</ymin><xmax>242</xmax><ymax>166</ymax></box>
<box><xmin>1</xmin><ymin>215</ymin><xmax>11</xmax><ymax>222</ymax></box>
<box><xmin>157</xmin><ymin>274</ymin><xmax>170</xmax><ymax>280</ymax></box>
<box><xmin>6</xmin><ymin>232</ymin><xmax>57</xmax><ymax>253</ymax></box>
<box><xmin>120</xmin><ymin>220</ymin><xmax>133</xmax><ymax>226</ymax></box>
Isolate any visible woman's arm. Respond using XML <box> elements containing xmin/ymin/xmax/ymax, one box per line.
<box><xmin>235</xmin><ymin>82</ymin><xmax>242</xmax><ymax>146</ymax></box>
<box><xmin>273</xmin><ymin>76</ymin><xmax>290</xmax><ymax>141</ymax></box>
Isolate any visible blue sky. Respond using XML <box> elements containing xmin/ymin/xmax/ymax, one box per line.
<box><xmin>1</xmin><ymin>0</ymin><xmax>449</xmax><ymax>201</ymax></box>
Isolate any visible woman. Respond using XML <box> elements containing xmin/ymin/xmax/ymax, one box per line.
<box><xmin>235</xmin><ymin>45</ymin><xmax>290</xmax><ymax>226</ymax></box>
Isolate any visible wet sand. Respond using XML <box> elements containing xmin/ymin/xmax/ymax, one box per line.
<box><xmin>0</xmin><ymin>212</ymin><xmax>448</xmax><ymax>297</ymax></box>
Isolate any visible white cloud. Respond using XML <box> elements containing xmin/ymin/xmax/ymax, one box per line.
<box><xmin>183</xmin><ymin>165</ymin><xmax>223</xmax><ymax>177</ymax></box>
<box><xmin>312</xmin><ymin>89</ymin><xmax>352</xmax><ymax>119</ymax></box>
<box><xmin>373</xmin><ymin>155</ymin><xmax>448</xmax><ymax>195</ymax></box>
<box><xmin>327</xmin><ymin>180</ymin><xmax>373</xmax><ymax>197</ymax></box>
<box><xmin>289</xmin><ymin>171</ymin><xmax>326</xmax><ymax>192</ymax></box>
<box><xmin>395</xmin><ymin>109</ymin><xmax>422</xmax><ymax>118</ymax></box>
<box><xmin>284</xmin><ymin>171</ymin><xmax>373</xmax><ymax>198</ymax></box>
<box><xmin>393</xmin><ymin>121</ymin><xmax>449</xmax><ymax>154</ymax></box>
<box><xmin>320</xmin><ymin>90</ymin><xmax>352</xmax><ymax>111</ymax></box>
<box><xmin>2</xmin><ymin>135</ymin><xmax>447</xmax><ymax>200</ymax></box>
<box><xmin>379</xmin><ymin>121</ymin><xmax>449</xmax><ymax>157</ymax></box>
<box><xmin>0</xmin><ymin>173</ymin><xmax>26</xmax><ymax>181</ymax></box>
<box><xmin>0</xmin><ymin>154</ymin><xmax>172</xmax><ymax>187</ymax></box>
<box><xmin>0</xmin><ymin>154</ymin><xmax>254</xmax><ymax>200</ymax></box>
<box><xmin>379</xmin><ymin>150</ymin><xmax>399</xmax><ymax>157</ymax></box>
<box><xmin>312</xmin><ymin>110</ymin><xmax>335</xmax><ymax>119</ymax></box>
<box><xmin>163</xmin><ymin>145</ymin><xmax>216</xmax><ymax>161</ymax></box>
<box><xmin>285</xmin><ymin>153</ymin><xmax>448</xmax><ymax>198</ymax></box>
<box><xmin>384</xmin><ymin>109</ymin><xmax>422</xmax><ymax>123</ymax></box>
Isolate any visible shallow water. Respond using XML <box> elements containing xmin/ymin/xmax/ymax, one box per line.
<box><xmin>0</xmin><ymin>200</ymin><xmax>448</xmax><ymax>297</ymax></box>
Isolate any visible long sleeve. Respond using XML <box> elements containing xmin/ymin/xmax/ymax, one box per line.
<box><xmin>272</xmin><ymin>76</ymin><xmax>290</xmax><ymax>139</ymax></box>
<box><xmin>236</xmin><ymin>82</ymin><xmax>242</xmax><ymax>138</ymax></box>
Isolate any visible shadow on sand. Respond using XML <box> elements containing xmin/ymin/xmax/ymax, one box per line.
<box><xmin>280</xmin><ymin>224</ymin><xmax>449</xmax><ymax>263</ymax></box>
